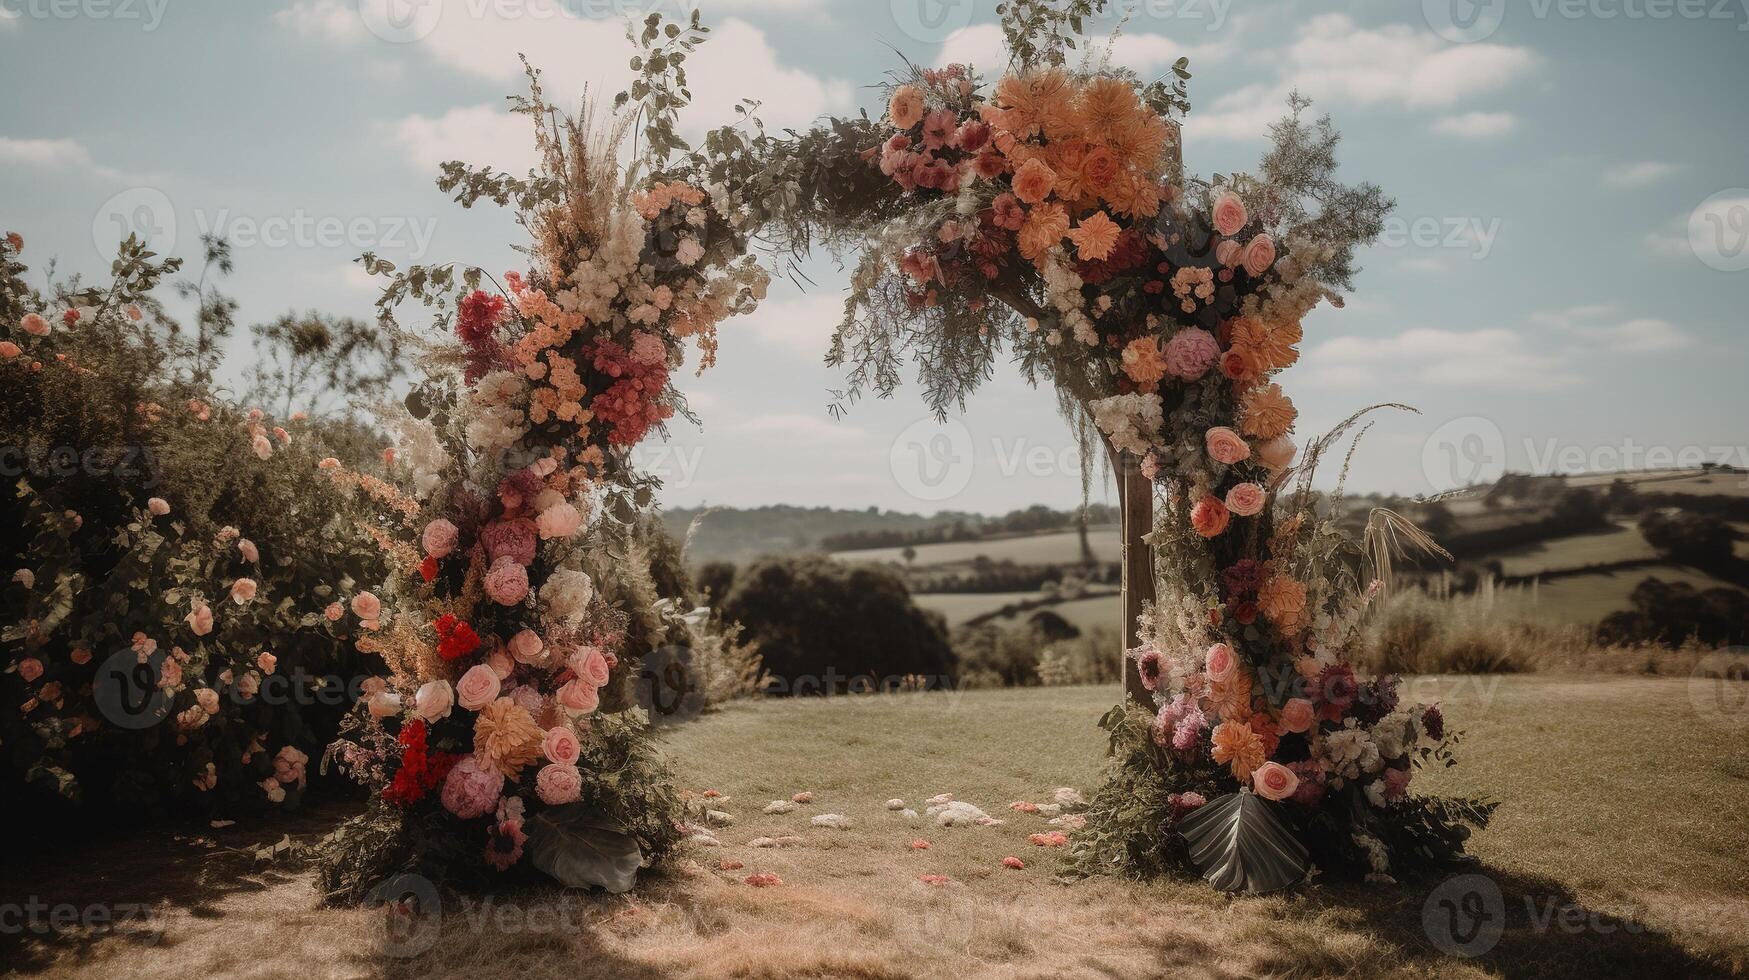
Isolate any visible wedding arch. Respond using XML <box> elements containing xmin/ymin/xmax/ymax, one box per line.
<box><xmin>315</xmin><ymin>4</ymin><xmax>1494</xmax><ymax>899</ymax></box>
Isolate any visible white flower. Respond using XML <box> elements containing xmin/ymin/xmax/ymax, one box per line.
<box><xmin>1363</xmin><ymin>779</ymin><xmax>1387</xmax><ymax>808</ymax></box>
<box><xmin>1089</xmin><ymin>393</ymin><xmax>1165</xmax><ymax>456</ymax></box>
<box><xmin>675</xmin><ymin>237</ymin><xmax>705</xmax><ymax>267</ymax></box>
<box><xmin>541</xmin><ymin>568</ymin><xmax>595</xmax><ymax>625</ymax></box>
<box><xmin>12</xmin><ymin>569</ymin><xmax>33</xmax><ymax>589</ymax></box>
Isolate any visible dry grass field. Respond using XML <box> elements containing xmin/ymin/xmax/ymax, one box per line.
<box><xmin>4</xmin><ymin>677</ymin><xmax>1746</xmax><ymax>980</ymax></box>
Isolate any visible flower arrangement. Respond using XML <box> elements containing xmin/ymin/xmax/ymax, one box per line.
<box><xmin>317</xmin><ymin>53</ymin><xmax>767</xmax><ymax>896</ymax></box>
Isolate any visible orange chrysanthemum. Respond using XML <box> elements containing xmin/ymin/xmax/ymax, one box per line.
<box><xmin>1240</xmin><ymin>382</ymin><xmax>1296</xmax><ymax>440</ymax></box>
<box><xmin>1068</xmin><ymin>211</ymin><xmax>1122</xmax><ymax>262</ymax></box>
<box><xmin>1258</xmin><ymin>574</ymin><xmax>1308</xmax><ymax>631</ymax></box>
<box><xmin>1018</xmin><ymin>202</ymin><xmax>1071</xmax><ymax>260</ymax></box>
<box><xmin>1012</xmin><ymin>158</ymin><xmax>1057</xmax><ymax>205</ymax></box>
<box><xmin>1077</xmin><ymin>76</ymin><xmax>1143</xmax><ymax>141</ymax></box>
<box><xmin>1210</xmin><ymin>719</ymin><xmax>1266</xmax><ymax>783</ymax></box>
<box><xmin>1206</xmin><ymin>671</ymin><xmax>1253</xmax><ymax>722</ymax></box>
<box><xmin>474</xmin><ymin>696</ymin><xmax>547</xmax><ymax>778</ymax></box>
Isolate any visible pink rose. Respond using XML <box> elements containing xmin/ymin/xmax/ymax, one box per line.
<box><xmin>1211</xmin><ymin>191</ymin><xmax>1248</xmax><ymax>238</ymax></box>
<box><xmin>1242</xmin><ymin>234</ymin><xmax>1276</xmax><ymax>277</ymax></box>
<box><xmin>0</xmin><ymin>341</ymin><xmax>19</xmax><ymax>359</ymax></box>
<box><xmin>1279</xmin><ymin>698</ymin><xmax>1316</xmax><ymax>734</ymax></box>
<box><xmin>484</xmin><ymin>557</ymin><xmax>530</xmax><ymax>606</ymax></box>
<box><xmin>1190</xmin><ymin>495</ymin><xmax>1230</xmax><ymax>538</ymax></box>
<box><xmin>421</xmin><ymin>518</ymin><xmax>459</xmax><ymax>558</ymax></box>
<box><xmin>1203</xmin><ymin>643</ymin><xmax>1237</xmax><ymax>684</ymax></box>
<box><xmin>21</xmin><ymin>313</ymin><xmax>50</xmax><ymax>336</ymax></box>
<box><xmin>195</xmin><ymin>688</ymin><xmax>221</xmax><ymax>715</ymax></box>
<box><xmin>273</xmin><ymin>746</ymin><xmax>308</xmax><ymax>787</ymax></box>
<box><xmin>317</xmin><ymin>457</ymin><xmax>340</xmax><ymax>470</ymax></box>
<box><xmin>1205</xmin><ymin>427</ymin><xmax>1251</xmax><ymax>466</ymax></box>
<box><xmin>487</xmin><ymin>649</ymin><xmax>514</xmax><ymax>680</ymax></box>
<box><xmin>508</xmin><ymin>629</ymin><xmax>544</xmax><ymax>665</ymax></box>
<box><xmin>323</xmin><ymin>602</ymin><xmax>343</xmax><ymax>622</ymax></box>
<box><xmin>535</xmin><ymin>502</ymin><xmax>582</xmax><ymax>541</ymax></box>
<box><xmin>186</xmin><ymin>603</ymin><xmax>214</xmax><ymax>637</ymax></box>
<box><xmin>535</xmin><ymin>763</ymin><xmax>583</xmax><ymax>806</ymax></box>
<box><xmin>481</xmin><ymin>518</ymin><xmax>538</xmax><ymax>566</ymax></box>
<box><xmin>1253</xmin><ymin>762</ymin><xmax>1299</xmax><ymax>801</ymax></box>
<box><xmin>146</xmin><ymin>497</ymin><xmax>170</xmax><ymax>517</ymax></box>
<box><xmin>1214</xmin><ymin>239</ymin><xmax>1242</xmax><ymax>267</ymax></box>
<box><xmin>456</xmin><ymin>664</ymin><xmax>501</xmax><ymax>711</ymax></box>
<box><xmin>251</xmin><ymin>434</ymin><xmax>273</xmax><ymax>460</ymax></box>
<box><xmin>441</xmin><ymin>754</ymin><xmax>505</xmax><ymax>819</ymax></box>
<box><xmin>238</xmin><ymin>539</ymin><xmax>258</xmax><ymax>562</ymax></box>
<box><xmin>257</xmin><ymin>651</ymin><xmax>277</xmax><ymax>675</ymax></box>
<box><xmin>555</xmin><ymin>678</ymin><xmax>600</xmax><ymax>716</ymax></box>
<box><xmin>18</xmin><ymin>657</ymin><xmax>43</xmax><ymax>683</ymax></box>
<box><xmin>542</xmin><ymin>726</ymin><xmax>582</xmax><ymax>766</ymax></box>
<box><xmin>1225</xmin><ymin>482</ymin><xmax>1266</xmax><ymax>518</ymax></box>
<box><xmin>569</xmin><ymin>647</ymin><xmax>612</xmax><ymax>688</ymax></box>
<box><xmin>1164</xmin><ymin>327</ymin><xmax>1220</xmax><ymax>381</ymax></box>
<box><xmin>1257</xmin><ymin>436</ymin><xmax>1297</xmax><ymax>475</ymax></box>
<box><xmin>368</xmin><ymin>691</ymin><xmax>401</xmax><ymax>719</ymax></box>
<box><xmin>415</xmin><ymin>680</ymin><xmax>454</xmax><ymax>722</ymax></box>
<box><xmin>230</xmin><ymin>578</ymin><xmax>258</xmax><ymax>605</ymax></box>
<box><xmin>350</xmin><ymin>591</ymin><xmax>381</xmax><ymax>620</ymax></box>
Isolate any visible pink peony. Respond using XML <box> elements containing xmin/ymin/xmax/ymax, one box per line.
<box><xmin>542</xmin><ymin>726</ymin><xmax>582</xmax><ymax>766</ymax></box>
<box><xmin>1225</xmin><ymin>482</ymin><xmax>1267</xmax><ymax>518</ymax></box>
<box><xmin>323</xmin><ymin>601</ymin><xmax>343</xmax><ymax>622</ymax></box>
<box><xmin>21</xmin><ymin>313</ymin><xmax>50</xmax><ymax>336</ymax></box>
<box><xmin>415</xmin><ymin>680</ymin><xmax>453</xmax><ymax>722</ymax></box>
<box><xmin>1279</xmin><ymin>697</ymin><xmax>1316</xmax><ymax>733</ymax></box>
<box><xmin>350</xmin><ymin>591</ymin><xmax>381</xmax><ymax>620</ymax></box>
<box><xmin>421</xmin><ymin>518</ymin><xmax>459</xmax><ymax>558</ymax></box>
<box><xmin>186</xmin><ymin>603</ymin><xmax>214</xmax><ymax>637</ymax></box>
<box><xmin>535</xmin><ymin>763</ymin><xmax>583</xmax><ymax>805</ymax></box>
<box><xmin>1204</xmin><ymin>643</ymin><xmax>1238</xmax><ymax>683</ymax></box>
<box><xmin>1257</xmin><ymin>435</ymin><xmax>1297</xmax><ymax>475</ymax></box>
<box><xmin>1253</xmin><ymin>762</ymin><xmax>1299</xmax><ymax>801</ymax></box>
<box><xmin>440</xmin><ymin>754</ymin><xmax>504</xmax><ymax>819</ymax></box>
<box><xmin>238</xmin><ymin>539</ymin><xmax>258</xmax><ymax>562</ymax></box>
<box><xmin>508</xmin><ymin>629</ymin><xmax>544</xmax><ymax>665</ymax></box>
<box><xmin>456</xmin><ymin>664</ymin><xmax>501</xmax><ymax>711</ymax></box>
<box><xmin>257</xmin><ymin>651</ymin><xmax>277</xmax><ymax>675</ymax></box>
<box><xmin>230</xmin><ymin>578</ymin><xmax>258</xmax><ymax>605</ymax></box>
<box><xmin>1242</xmin><ymin>234</ymin><xmax>1276</xmax><ymax>277</ymax></box>
<box><xmin>1205</xmin><ymin>427</ymin><xmax>1251</xmax><ymax>465</ymax></box>
<box><xmin>1190</xmin><ymin>495</ymin><xmax>1230</xmax><ymax>538</ymax></box>
<box><xmin>556</xmin><ymin>678</ymin><xmax>600</xmax><ymax>716</ymax></box>
<box><xmin>484</xmin><ymin>557</ymin><xmax>530</xmax><ymax>606</ymax></box>
<box><xmin>569</xmin><ymin>647</ymin><xmax>612</xmax><ymax>688</ymax></box>
<box><xmin>0</xmin><ymin>341</ymin><xmax>19</xmax><ymax>359</ymax></box>
<box><xmin>481</xmin><ymin>518</ymin><xmax>538</xmax><ymax>566</ymax></box>
<box><xmin>251</xmin><ymin>434</ymin><xmax>273</xmax><ymax>460</ymax></box>
<box><xmin>147</xmin><ymin>497</ymin><xmax>170</xmax><ymax>517</ymax></box>
<box><xmin>1211</xmin><ymin>191</ymin><xmax>1248</xmax><ymax>237</ymax></box>
<box><xmin>535</xmin><ymin>502</ymin><xmax>582</xmax><ymax>540</ymax></box>
<box><xmin>274</xmin><ymin>746</ymin><xmax>309</xmax><ymax>787</ymax></box>
<box><xmin>1164</xmin><ymin>328</ymin><xmax>1220</xmax><ymax>381</ymax></box>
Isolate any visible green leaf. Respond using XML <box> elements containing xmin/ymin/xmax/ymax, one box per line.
<box><xmin>1176</xmin><ymin>791</ymin><xmax>1309</xmax><ymax>894</ymax></box>
<box><xmin>523</xmin><ymin>804</ymin><xmax>644</xmax><ymax>893</ymax></box>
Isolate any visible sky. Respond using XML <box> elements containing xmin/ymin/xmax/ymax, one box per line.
<box><xmin>2</xmin><ymin>0</ymin><xmax>1747</xmax><ymax>515</ymax></box>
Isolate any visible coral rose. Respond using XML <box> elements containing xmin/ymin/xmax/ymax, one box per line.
<box><xmin>542</xmin><ymin>726</ymin><xmax>582</xmax><ymax>766</ymax></box>
<box><xmin>21</xmin><ymin>313</ymin><xmax>50</xmax><ymax>336</ymax></box>
<box><xmin>1253</xmin><ymin>761</ymin><xmax>1299</xmax><ymax>801</ymax></box>
<box><xmin>570</xmin><ymin>647</ymin><xmax>612</xmax><ymax>688</ymax></box>
<box><xmin>1204</xmin><ymin>426</ymin><xmax>1250</xmax><ymax>465</ymax></box>
<box><xmin>1242</xmin><ymin>234</ymin><xmax>1276</xmax><ymax>277</ymax></box>
<box><xmin>888</xmin><ymin>84</ymin><xmax>925</xmax><ymax>129</ymax></box>
<box><xmin>556</xmin><ymin>678</ymin><xmax>600</xmax><ymax>716</ymax></box>
<box><xmin>185</xmin><ymin>602</ymin><xmax>213</xmax><ymax>637</ymax></box>
<box><xmin>508</xmin><ymin>628</ymin><xmax>544</xmax><ymax>665</ymax></box>
<box><xmin>238</xmin><ymin>539</ymin><xmax>258</xmax><ymax>562</ymax></box>
<box><xmin>1257</xmin><ymin>435</ymin><xmax>1297</xmax><ymax>475</ymax></box>
<box><xmin>1211</xmin><ymin>191</ymin><xmax>1248</xmax><ymax>237</ymax></box>
<box><xmin>147</xmin><ymin>497</ymin><xmax>170</xmax><ymax>517</ymax></box>
<box><xmin>350</xmin><ymin>591</ymin><xmax>381</xmax><ymax>620</ymax></box>
<box><xmin>455</xmin><ymin>664</ymin><xmax>501</xmax><ymax>711</ymax></box>
<box><xmin>536</xmin><ymin>501</ymin><xmax>582</xmax><ymax>540</ymax></box>
<box><xmin>1279</xmin><ymin>698</ymin><xmax>1316</xmax><ymax>734</ymax></box>
<box><xmin>1012</xmin><ymin>158</ymin><xmax>1057</xmax><ymax>205</ymax></box>
<box><xmin>1225</xmin><ymin>482</ymin><xmax>1266</xmax><ymax>518</ymax></box>
<box><xmin>1190</xmin><ymin>494</ymin><xmax>1230</xmax><ymax>538</ymax></box>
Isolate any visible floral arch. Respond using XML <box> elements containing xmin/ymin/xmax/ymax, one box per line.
<box><xmin>318</xmin><ymin>5</ymin><xmax>1493</xmax><ymax>900</ymax></box>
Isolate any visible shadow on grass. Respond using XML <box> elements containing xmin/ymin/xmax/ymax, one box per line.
<box><xmin>1240</xmin><ymin>865</ymin><xmax>1737</xmax><ymax>980</ymax></box>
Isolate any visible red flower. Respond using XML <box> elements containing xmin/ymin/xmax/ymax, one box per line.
<box><xmin>419</xmin><ymin>555</ymin><xmax>439</xmax><ymax>583</ymax></box>
<box><xmin>383</xmin><ymin>721</ymin><xmax>459</xmax><ymax>805</ymax></box>
<box><xmin>437</xmin><ymin>620</ymin><xmax>481</xmax><ymax>661</ymax></box>
<box><xmin>456</xmin><ymin>290</ymin><xmax>506</xmax><ymax>348</ymax></box>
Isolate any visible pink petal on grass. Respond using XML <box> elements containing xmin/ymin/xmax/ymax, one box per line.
<box><xmin>919</xmin><ymin>875</ymin><xmax>951</xmax><ymax>886</ymax></box>
<box><xmin>745</xmin><ymin>873</ymin><xmax>783</xmax><ymax>887</ymax></box>
<box><xmin>1002</xmin><ymin>856</ymin><xmax>1026</xmax><ymax>869</ymax></box>
<box><xmin>909</xmin><ymin>839</ymin><xmax>931</xmax><ymax>850</ymax></box>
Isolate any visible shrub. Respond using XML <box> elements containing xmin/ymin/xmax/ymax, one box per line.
<box><xmin>718</xmin><ymin>554</ymin><xmax>954</xmax><ymax>693</ymax></box>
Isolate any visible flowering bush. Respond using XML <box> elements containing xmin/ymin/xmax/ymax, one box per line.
<box><xmin>0</xmin><ymin>232</ymin><xmax>388</xmax><ymax>825</ymax></box>
<box><xmin>317</xmin><ymin>45</ymin><xmax>767</xmax><ymax>896</ymax></box>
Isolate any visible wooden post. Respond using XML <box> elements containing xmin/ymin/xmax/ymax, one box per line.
<box><xmin>1105</xmin><ymin>435</ymin><xmax>1157</xmax><ymax>707</ymax></box>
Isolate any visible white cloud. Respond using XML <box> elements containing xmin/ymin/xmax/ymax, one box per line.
<box><xmin>272</xmin><ymin>0</ymin><xmax>362</xmax><ymax>42</ymax></box>
<box><xmin>733</xmin><ymin>412</ymin><xmax>859</xmax><ymax>439</ymax></box>
<box><xmin>739</xmin><ymin>293</ymin><xmax>844</xmax><ymax>356</ymax></box>
<box><xmin>935</xmin><ymin>24</ymin><xmax>1007</xmax><ymax>72</ymax></box>
<box><xmin>1532</xmin><ymin>305</ymin><xmax>1691</xmax><ymax>353</ymax></box>
<box><xmin>936</xmin><ymin>25</ymin><xmax>1232</xmax><ymax>76</ymax></box>
<box><xmin>391</xmin><ymin>104</ymin><xmax>539</xmax><ymax>177</ymax></box>
<box><xmin>1602</xmin><ymin>161</ymin><xmax>1680</xmax><ymax>188</ymax></box>
<box><xmin>1431</xmin><ymin>111</ymin><xmax>1516</xmax><ymax>139</ymax></box>
<box><xmin>1</xmin><ymin>7</ymin><xmax>19</xmax><ymax>29</ymax></box>
<box><xmin>1300</xmin><ymin>327</ymin><xmax>1581</xmax><ymax>391</ymax></box>
<box><xmin>1186</xmin><ymin>14</ymin><xmax>1534</xmax><ymax>141</ymax></box>
<box><xmin>0</xmin><ymin>136</ymin><xmax>135</xmax><ymax>181</ymax></box>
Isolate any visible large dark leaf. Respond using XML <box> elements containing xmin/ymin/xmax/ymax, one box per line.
<box><xmin>1177</xmin><ymin>791</ymin><xmax>1309</xmax><ymax>894</ymax></box>
<box><xmin>523</xmin><ymin>804</ymin><xmax>645</xmax><ymax>893</ymax></box>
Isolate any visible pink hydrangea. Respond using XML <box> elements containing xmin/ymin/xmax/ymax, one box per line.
<box><xmin>441</xmin><ymin>754</ymin><xmax>504</xmax><ymax>819</ymax></box>
<box><xmin>1163</xmin><ymin>328</ymin><xmax>1220</xmax><ymax>381</ymax></box>
<box><xmin>481</xmin><ymin>518</ymin><xmax>538</xmax><ymax>567</ymax></box>
<box><xmin>535</xmin><ymin>763</ymin><xmax>583</xmax><ymax>805</ymax></box>
<box><xmin>484</xmin><ymin>557</ymin><xmax>530</xmax><ymax>606</ymax></box>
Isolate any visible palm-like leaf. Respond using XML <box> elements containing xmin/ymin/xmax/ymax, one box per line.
<box><xmin>523</xmin><ymin>804</ymin><xmax>644</xmax><ymax>893</ymax></box>
<box><xmin>1177</xmin><ymin>791</ymin><xmax>1310</xmax><ymax>894</ymax></box>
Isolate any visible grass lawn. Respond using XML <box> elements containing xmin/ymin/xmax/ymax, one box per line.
<box><xmin>1496</xmin><ymin>565</ymin><xmax>1745</xmax><ymax>625</ymax></box>
<box><xmin>834</xmin><ymin>527</ymin><xmax>1119</xmax><ymax>566</ymax></box>
<box><xmin>1489</xmin><ymin>521</ymin><xmax>1657</xmax><ymax>577</ymax></box>
<box><xmin>4</xmin><ymin>678</ymin><xmax>1746</xmax><ymax>979</ymax></box>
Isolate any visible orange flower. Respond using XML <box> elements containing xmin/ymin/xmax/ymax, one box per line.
<box><xmin>1104</xmin><ymin>171</ymin><xmax>1163</xmax><ymax>220</ymax></box>
<box><xmin>1068</xmin><ymin>211</ymin><xmax>1122</xmax><ymax>262</ymax></box>
<box><xmin>474</xmin><ymin>697</ymin><xmax>547</xmax><ymax>778</ymax></box>
<box><xmin>1077</xmin><ymin>76</ymin><xmax>1142</xmax><ymax>140</ymax></box>
<box><xmin>888</xmin><ymin>85</ymin><xmax>925</xmax><ymax>129</ymax></box>
<box><xmin>1207</xmin><ymin>671</ymin><xmax>1252</xmax><ymax>721</ymax></box>
<box><xmin>1258</xmin><ymin>574</ymin><xmax>1308</xmax><ymax>630</ymax></box>
<box><xmin>1012</xmin><ymin>158</ymin><xmax>1057</xmax><ymax>205</ymax></box>
<box><xmin>1048</xmin><ymin>140</ymin><xmax>1090</xmax><ymax>201</ymax></box>
<box><xmin>1080</xmin><ymin>145</ymin><xmax>1119</xmax><ymax>194</ymax></box>
<box><xmin>1240</xmin><ymin>383</ymin><xmax>1296</xmax><ymax>440</ymax></box>
<box><xmin>1018</xmin><ymin>202</ymin><xmax>1070</xmax><ymax>260</ymax></box>
<box><xmin>1210</xmin><ymin>720</ymin><xmax>1266</xmax><ymax>783</ymax></box>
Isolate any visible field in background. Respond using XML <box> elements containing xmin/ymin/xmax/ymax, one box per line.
<box><xmin>6</xmin><ymin>679</ymin><xmax>1745</xmax><ymax>979</ymax></box>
